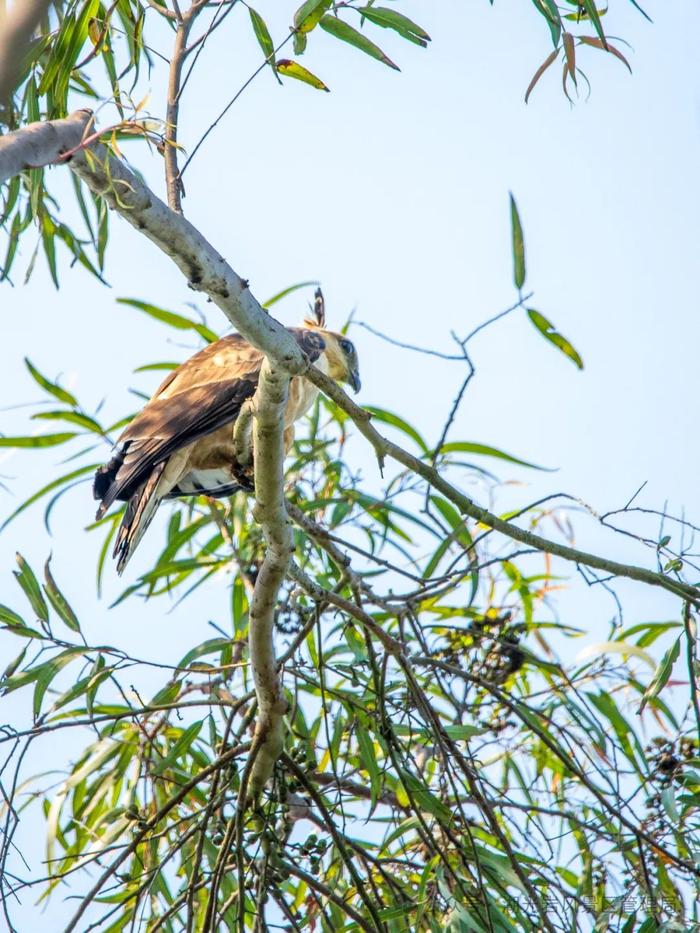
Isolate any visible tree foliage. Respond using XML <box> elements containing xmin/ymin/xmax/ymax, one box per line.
<box><xmin>3</xmin><ymin>2</ymin><xmax>700</xmax><ymax>933</ymax></box>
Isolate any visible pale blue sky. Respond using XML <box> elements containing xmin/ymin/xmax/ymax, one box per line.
<box><xmin>1</xmin><ymin>0</ymin><xmax>699</xmax><ymax>926</ymax></box>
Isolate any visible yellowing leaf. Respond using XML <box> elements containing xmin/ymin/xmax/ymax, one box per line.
<box><xmin>527</xmin><ymin>308</ymin><xmax>583</xmax><ymax>369</ymax></box>
<box><xmin>277</xmin><ymin>59</ymin><xmax>329</xmax><ymax>91</ymax></box>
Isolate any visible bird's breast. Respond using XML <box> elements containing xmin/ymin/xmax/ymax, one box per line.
<box><xmin>285</xmin><ymin>356</ymin><xmax>328</xmax><ymax>427</ymax></box>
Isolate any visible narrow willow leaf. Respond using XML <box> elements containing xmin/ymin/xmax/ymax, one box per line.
<box><xmin>437</xmin><ymin>440</ymin><xmax>548</xmax><ymax>470</ymax></box>
<box><xmin>117</xmin><ymin>298</ymin><xmax>218</xmax><ymax>343</ymax></box>
<box><xmin>627</xmin><ymin>0</ymin><xmax>652</xmax><ymax>22</ymax></box>
<box><xmin>638</xmin><ymin>635</ymin><xmax>681</xmax><ymax>714</ymax></box>
<box><xmin>0</xmin><ymin>433</ymin><xmax>77</xmax><ymax>448</ymax></box>
<box><xmin>319</xmin><ymin>15</ymin><xmax>399</xmax><ymax>70</ymax></box>
<box><xmin>32</xmin><ymin>410</ymin><xmax>104</xmax><ymax>433</ymax></box>
<box><xmin>356</xmin><ymin>724</ymin><xmax>381</xmax><ymax>810</ymax></box>
<box><xmin>24</xmin><ymin>358</ymin><xmax>78</xmax><ymax>406</ymax></box>
<box><xmin>532</xmin><ymin>0</ymin><xmax>562</xmax><ymax>46</ymax></box>
<box><xmin>575</xmin><ymin>640</ymin><xmax>655</xmax><ymax>669</ymax></box>
<box><xmin>399</xmin><ymin>768</ymin><xmax>452</xmax><ymax>823</ymax></box>
<box><xmin>153</xmin><ymin>721</ymin><xmax>203</xmax><ymax>774</ymax></box>
<box><xmin>293</xmin><ymin>0</ymin><xmax>332</xmax><ymax>33</ymax></box>
<box><xmin>3</xmin><ymin>645</ymin><xmax>28</xmax><ymax>679</ymax></box>
<box><xmin>509</xmin><ymin>193</ymin><xmax>526</xmax><ymax>289</ymax></box>
<box><xmin>248</xmin><ymin>7</ymin><xmax>276</xmax><ymax>64</ymax></box>
<box><xmin>365</xmin><ymin>406</ymin><xmax>429</xmax><ymax>453</ymax></box>
<box><xmin>527</xmin><ymin>309</ymin><xmax>584</xmax><ymax>369</ymax></box>
<box><xmin>277</xmin><ymin>59</ymin><xmax>329</xmax><ymax>91</ymax></box>
<box><xmin>43</xmin><ymin>560</ymin><xmax>81</xmax><ymax>632</ymax></box>
<box><xmin>525</xmin><ymin>48</ymin><xmax>559</xmax><ymax>103</ymax></box>
<box><xmin>14</xmin><ymin>554</ymin><xmax>49</xmax><ymax>623</ymax></box>
<box><xmin>32</xmin><ymin>650</ymin><xmax>87</xmax><ymax>717</ymax></box>
<box><xmin>563</xmin><ymin>31</ymin><xmax>576</xmax><ymax>83</ymax></box>
<box><xmin>263</xmin><ymin>280</ymin><xmax>319</xmax><ymax>308</ymax></box>
<box><xmin>580</xmin><ymin>0</ymin><xmax>608</xmax><ymax>47</ymax></box>
<box><xmin>358</xmin><ymin>6</ymin><xmax>431</xmax><ymax>47</ymax></box>
<box><xmin>579</xmin><ymin>35</ymin><xmax>632</xmax><ymax>73</ymax></box>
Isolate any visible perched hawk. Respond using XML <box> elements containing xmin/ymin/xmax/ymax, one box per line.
<box><xmin>93</xmin><ymin>295</ymin><xmax>360</xmax><ymax>573</ymax></box>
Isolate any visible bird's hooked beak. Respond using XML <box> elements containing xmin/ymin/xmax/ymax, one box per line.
<box><xmin>348</xmin><ymin>364</ymin><xmax>361</xmax><ymax>394</ymax></box>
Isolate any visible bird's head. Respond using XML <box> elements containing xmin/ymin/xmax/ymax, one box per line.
<box><xmin>323</xmin><ymin>331</ymin><xmax>361</xmax><ymax>394</ymax></box>
<box><xmin>303</xmin><ymin>288</ymin><xmax>361</xmax><ymax>393</ymax></box>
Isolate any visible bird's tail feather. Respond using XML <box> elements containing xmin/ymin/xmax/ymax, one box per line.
<box><xmin>113</xmin><ymin>462</ymin><xmax>166</xmax><ymax>575</ymax></box>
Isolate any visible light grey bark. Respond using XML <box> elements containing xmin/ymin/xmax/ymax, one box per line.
<box><xmin>67</xmin><ymin>137</ymin><xmax>307</xmax><ymax>373</ymax></box>
<box><xmin>0</xmin><ymin>109</ymin><xmax>92</xmax><ymax>185</ymax></box>
<box><xmin>247</xmin><ymin>361</ymin><xmax>294</xmax><ymax>799</ymax></box>
<box><xmin>0</xmin><ymin>0</ymin><xmax>51</xmax><ymax>103</ymax></box>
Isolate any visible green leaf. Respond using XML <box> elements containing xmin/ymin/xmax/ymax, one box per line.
<box><xmin>638</xmin><ymin>635</ymin><xmax>681</xmax><ymax>714</ymax></box>
<box><xmin>430</xmin><ymin>496</ymin><xmax>474</xmax><ymax>548</ymax></box>
<box><xmin>356</xmin><ymin>724</ymin><xmax>381</xmax><ymax>810</ymax></box>
<box><xmin>527</xmin><ymin>309</ymin><xmax>584</xmax><ymax>369</ymax></box>
<box><xmin>117</xmin><ymin>298</ymin><xmax>218</xmax><ymax>343</ymax></box>
<box><xmin>437</xmin><ymin>440</ymin><xmax>548</xmax><ymax>471</ymax></box>
<box><xmin>0</xmin><ymin>433</ymin><xmax>77</xmax><ymax>448</ymax></box>
<box><xmin>43</xmin><ymin>560</ymin><xmax>80</xmax><ymax>632</ymax></box>
<box><xmin>293</xmin><ymin>0</ymin><xmax>332</xmax><ymax>33</ymax></box>
<box><xmin>3</xmin><ymin>645</ymin><xmax>28</xmax><ymax>680</ymax></box>
<box><xmin>248</xmin><ymin>8</ymin><xmax>276</xmax><ymax>64</ymax></box>
<box><xmin>263</xmin><ymin>280</ymin><xmax>319</xmax><ymax>308</ymax></box>
<box><xmin>398</xmin><ymin>768</ymin><xmax>453</xmax><ymax>823</ymax></box>
<box><xmin>15</xmin><ymin>650</ymin><xmax>85</xmax><ymax>717</ymax></box>
<box><xmin>1</xmin><ymin>464</ymin><xmax>97</xmax><ymax>531</ymax></box>
<box><xmin>276</xmin><ymin>59</ymin><xmax>329</xmax><ymax>91</ymax></box>
<box><xmin>319</xmin><ymin>15</ymin><xmax>399</xmax><ymax>70</ymax></box>
<box><xmin>31</xmin><ymin>410</ymin><xmax>103</xmax><ymax>433</ymax></box>
<box><xmin>41</xmin><ymin>212</ymin><xmax>58</xmax><ymax>288</ymax></box>
<box><xmin>580</xmin><ymin>0</ymin><xmax>608</xmax><ymax>47</ymax></box>
<box><xmin>14</xmin><ymin>554</ymin><xmax>49</xmax><ymax>623</ymax></box>
<box><xmin>133</xmin><ymin>362</ymin><xmax>179</xmax><ymax>373</ymax></box>
<box><xmin>358</xmin><ymin>6</ymin><xmax>431</xmax><ymax>47</ymax></box>
<box><xmin>0</xmin><ymin>605</ymin><xmax>29</xmax><ymax>629</ymax></box>
<box><xmin>153</xmin><ymin>721</ymin><xmax>203</xmax><ymax>775</ymax></box>
<box><xmin>25</xmin><ymin>358</ymin><xmax>78</xmax><ymax>406</ymax></box>
<box><xmin>365</xmin><ymin>406</ymin><xmax>429</xmax><ymax>453</ymax></box>
<box><xmin>509</xmin><ymin>193</ymin><xmax>526</xmax><ymax>290</ymax></box>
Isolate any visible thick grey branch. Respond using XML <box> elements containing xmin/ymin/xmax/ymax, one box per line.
<box><xmin>247</xmin><ymin>360</ymin><xmax>294</xmax><ymax>800</ymax></box>
<box><xmin>65</xmin><ymin>129</ymin><xmax>306</xmax><ymax>373</ymax></box>
<box><xmin>0</xmin><ymin>109</ymin><xmax>92</xmax><ymax>185</ymax></box>
<box><xmin>0</xmin><ymin>0</ymin><xmax>51</xmax><ymax>103</ymax></box>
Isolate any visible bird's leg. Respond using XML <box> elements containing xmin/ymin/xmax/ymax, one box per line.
<box><xmin>229</xmin><ymin>399</ymin><xmax>255</xmax><ymax>491</ymax></box>
<box><xmin>233</xmin><ymin>398</ymin><xmax>255</xmax><ymax>467</ymax></box>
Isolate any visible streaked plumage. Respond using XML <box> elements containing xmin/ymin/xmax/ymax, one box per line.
<box><xmin>94</xmin><ymin>307</ymin><xmax>360</xmax><ymax>574</ymax></box>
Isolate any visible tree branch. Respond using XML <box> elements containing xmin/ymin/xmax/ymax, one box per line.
<box><xmin>247</xmin><ymin>360</ymin><xmax>294</xmax><ymax>800</ymax></box>
<box><xmin>304</xmin><ymin>365</ymin><xmax>700</xmax><ymax>608</ymax></box>
<box><xmin>164</xmin><ymin>15</ymin><xmax>193</xmax><ymax>211</ymax></box>
<box><xmin>64</xmin><ymin>129</ymin><xmax>306</xmax><ymax>371</ymax></box>
<box><xmin>0</xmin><ymin>0</ymin><xmax>51</xmax><ymax>103</ymax></box>
<box><xmin>0</xmin><ymin>109</ymin><xmax>93</xmax><ymax>185</ymax></box>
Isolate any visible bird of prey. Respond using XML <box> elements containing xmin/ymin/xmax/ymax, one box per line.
<box><xmin>93</xmin><ymin>293</ymin><xmax>360</xmax><ymax>573</ymax></box>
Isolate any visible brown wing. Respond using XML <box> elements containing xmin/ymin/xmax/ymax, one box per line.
<box><xmin>93</xmin><ymin>328</ymin><xmax>327</xmax><ymax>516</ymax></box>
<box><xmin>94</xmin><ymin>335</ymin><xmax>263</xmax><ymax>515</ymax></box>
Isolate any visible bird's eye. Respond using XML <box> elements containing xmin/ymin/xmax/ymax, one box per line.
<box><xmin>340</xmin><ymin>338</ymin><xmax>354</xmax><ymax>355</ymax></box>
